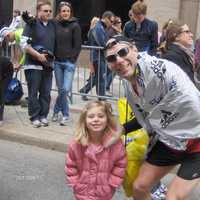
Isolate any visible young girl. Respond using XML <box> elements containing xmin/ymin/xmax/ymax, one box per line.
<box><xmin>65</xmin><ymin>100</ymin><xmax>127</xmax><ymax>200</ymax></box>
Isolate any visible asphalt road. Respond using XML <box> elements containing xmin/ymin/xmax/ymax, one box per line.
<box><xmin>0</xmin><ymin>140</ymin><xmax>127</xmax><ymax>200</ymax></box>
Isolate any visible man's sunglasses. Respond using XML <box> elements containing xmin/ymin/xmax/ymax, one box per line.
<box><xmin>43</xmin><ymin>10</ymin><xmax>52</xmax><ymax>13</ymax></box>
<box><xmin>106</xmin><ymin>47</ymin><xmax>129</xmax><ymax>63</ymax></box>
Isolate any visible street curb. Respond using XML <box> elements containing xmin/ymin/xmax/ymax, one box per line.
<box><xmin>0</xmin><ymin>129</ymin><xmax>68</xmax><ymax>153</ymax></box>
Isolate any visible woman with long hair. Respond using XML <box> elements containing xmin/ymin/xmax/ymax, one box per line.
<box><xmin>52</xmin><ymin>1</ymin><xmax>82</xmax><ymax>125</ymax></box>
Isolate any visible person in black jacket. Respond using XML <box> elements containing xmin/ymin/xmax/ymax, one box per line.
<box><xmin>52</xmin><ymin>1</ymin><xmax>81</xmax><ymax>126</ymax></box>
<box><xmin>20</xmin><ymin>1</ymin><xmax>55</xmax><ymax>128</ymax></box>
<box><xmin>0</xmin><ymin>56</ymin><xmax>13</xmax><ymax>126</ymax></box>
<box><xmin>123</xmin><ymin>0</ymin><xmax>158</xmax><ymax>55</ymax></box>
<box><xmin>162</xmin><ymin>22</ymin><xmax>195</xmax><ymax>83</ymax></box>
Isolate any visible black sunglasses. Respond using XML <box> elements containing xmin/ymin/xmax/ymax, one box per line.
<box><xmin>106</xmin><ymin>47</ymin><xmax>129</xmax><ymax>63</ymax></box>
<box><xmin>43</xmin><ymin>9</ymin><xmax>52</xmax><ymax>13</ymax></box>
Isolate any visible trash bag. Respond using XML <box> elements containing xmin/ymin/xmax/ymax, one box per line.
<box><xmin>5</xmin><ymin>72</ymin><xmax>23</xmax><ymax>105</ymax></box>
<box><xmin>121</xmin><ymin>130</ymin><xmax>149</xmax><ymax>197</ymax></box>
<box><xmin>118</xmin><ymin>98</ymin><xmax>149</xmax><ymax>197</ymax></box>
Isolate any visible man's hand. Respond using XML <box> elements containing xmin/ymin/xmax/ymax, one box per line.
<box><xmin>37</xmin><ymin>53</ymin><xmax>48</xmax><ymax>63</ymax></box>
<box><xmin>13</xmin><ymin>64</ymin><xmax>22</xmax><ymax>71</ymax></box>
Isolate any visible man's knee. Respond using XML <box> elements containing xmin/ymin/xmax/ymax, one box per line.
<box><xmin>166</xmin><ymin>191</ymin><xmax>186</xmax><ymax>200</ymax></box>
<box><xmin>133</xmin><ymin>179</ymin><xmax>150</xmax><ymax>194</ymax></box>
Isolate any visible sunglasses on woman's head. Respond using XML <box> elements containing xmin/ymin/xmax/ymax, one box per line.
<box><xmin>106</xmin><ymin>47</ymin><xmax>129</xmax><ymax>63</ymax></box>
<box><xmin>59</xmin><ymin>1</ymin><xmax>71</xmax><ymax>7</ymax></box>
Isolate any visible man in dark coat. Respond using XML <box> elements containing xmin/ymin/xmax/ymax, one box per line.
<box><xmin>0</xmin><ymin>56</ymin><xmax>13</xmax><ymax>126</ymax></box>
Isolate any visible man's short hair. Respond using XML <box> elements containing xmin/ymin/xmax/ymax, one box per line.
<box><xmin>14</xmin><ymin>9</ymin><xmax>21</xmax><ymax>16</ymax></box>
<box><xmin>36</xmin><ymin>0</ymin><xmax>51</xmax><ymax>11</ymax></box>
<box><xmin>131</xmin><ymin>0</ymin><xmax>147</xmax><ymax>15</ymax></box>
<box><xmin>102</xmin><ymin>11</ymin><xmax>115</xmax><ymax>19</ymax></box>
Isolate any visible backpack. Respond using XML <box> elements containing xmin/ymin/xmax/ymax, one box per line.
<box><xmin>4</xmin><ymin>72</ymin><xmax>24</xmax><ymax>105</ymax></box>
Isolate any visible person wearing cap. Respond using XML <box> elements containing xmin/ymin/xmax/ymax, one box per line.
<box><xmin>105</xmin><ymin>35</ymin><xmax>200</xmax><ymax>200</ymax></box>
<box><xmin>123</xmin><ymin>0</ymin><xmax>158</xmax><ymax>55</ymax></box>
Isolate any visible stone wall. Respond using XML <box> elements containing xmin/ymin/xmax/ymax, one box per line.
<box><xmin>195</xmin><ymin>1</ymin><xmax>200</xmax><ymax>39</ymax></box>
<box><xmin>13</xmin><ymin>0</ymin><xmax>37</xmax><ymax>15</ymax></box>
<box><xmin>145</xmin><ymin>0</ymin><xmax>180</xmax><ymax>30</ymax></box>
<box><xmin>13</xmin><ymin>0</ymin><xmax>54</xmax><ymax>15</ymax></box>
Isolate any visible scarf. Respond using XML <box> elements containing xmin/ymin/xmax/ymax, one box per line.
<box><xmin>173</xmin><ymin>42</ymin><xmax>195</xmax><ymax>69</ymax></box>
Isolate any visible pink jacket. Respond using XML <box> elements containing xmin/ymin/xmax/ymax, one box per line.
<box><xmin>65</xmin><ymin>132</ymin><xmax>127</xmax><ymax>200</ymax></box>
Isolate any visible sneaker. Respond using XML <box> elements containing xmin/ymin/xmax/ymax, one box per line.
<box><xmin>106</xmin><ymin>90</ymin><xmax>113</xmax><ymax>96</ymax></box>
<box><xmin>52</xmin><ymin>113</ymin><xmax>59</xmax><ymax>122</ymax></box>
<box><xmin>60</xmin><ymin>116</ymin><xmax>72</xmax><ymax>126</ymax></box>
<box><xmin>151</xmin><ymin>183</ymin><xmax>167</xmax><ymax>200</ymax></box>
<box><xmin>40</xmin><ymin>118</ymin><xmax>49</xmax><ymax>127</ymax></box>
<box><xmin>31</xmin><ymin>119</ymin><xmax>41</xmax><ymax>128</ymax></box>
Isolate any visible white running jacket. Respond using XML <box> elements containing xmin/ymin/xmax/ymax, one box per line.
<box><xmin>124</xmin><ymin>53</ymin><xmax>200</xmax><ymax>150</ymax></box>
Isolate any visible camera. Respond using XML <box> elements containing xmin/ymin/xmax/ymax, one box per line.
<box><xmin>33</xmin><ymin>45</ymin><xmax>54</xmax><ymax>71</ymax></box>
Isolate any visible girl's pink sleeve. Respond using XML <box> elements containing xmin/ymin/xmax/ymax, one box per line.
<box><xmin>65</xmin><ymin>143</ymin><xmax>79</xmax><ymax>188</ymax></box>
<box><xmin>108</xmin><ymin>140</ymin><xmax>127</xmax><ymax>188</ymax></box>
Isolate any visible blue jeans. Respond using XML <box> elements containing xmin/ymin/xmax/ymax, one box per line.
<box><xmin>53</xmin><ymin>60</ymin><xmax>75</xmax><ymax>117</ymax></box>
<box><xmin>25</xmin><ymin>69</ymin><xmax>52</xmax><ymax>121</ymax></box>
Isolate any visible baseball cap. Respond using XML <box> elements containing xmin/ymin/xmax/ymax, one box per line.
<box><xmin>105</xmin><ymin>35</ymin><xmax>135</xmax><ymax>50</ymax></box>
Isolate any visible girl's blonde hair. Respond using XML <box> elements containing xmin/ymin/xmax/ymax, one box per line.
<box><xmin>75</xmin><ymin>100</ymin><xmax>117</xmax><ymax>146</ymax></box>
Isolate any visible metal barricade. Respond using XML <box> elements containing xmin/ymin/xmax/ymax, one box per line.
<box><xmin>72</xmin><ymin>45</ymin><xmax>125</xmax><ymax>102</ymax></box>
<box><xmin>1</xmin><ymin>43</ymin><xmax>125</xmax><ymax>103</ymax></box>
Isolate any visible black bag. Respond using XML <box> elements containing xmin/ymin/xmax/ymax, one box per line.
<box><xmin>4</xmin><ymin>72</ymin><xmax>24</xmax><ymax>105</ymax></box>
<box><xmin>32</xmin><ymin>45</ymin><xmax>54</xmax><ymax>72</ymax></box>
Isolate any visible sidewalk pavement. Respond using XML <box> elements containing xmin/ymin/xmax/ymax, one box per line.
<box><xmin>0</xmin><ymin>93</ymin><xmax>91</xmax><ymax>152</ymax></box>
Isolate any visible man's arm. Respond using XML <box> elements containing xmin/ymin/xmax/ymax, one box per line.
<box><xmin>20</xmin><ymin>24</ymin><xmax>47</xmax><ymax>63</ymax></box>
<box><xmin>123</xmin><ymin>117</ymin><xmax>142</xmax><ymax>134</ymax></box>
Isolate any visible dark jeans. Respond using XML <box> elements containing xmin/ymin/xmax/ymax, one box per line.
<box><xmin>25</xmin><ymin>69</ymin><xmax>52</xmax><ymax>121</ymax></box>
<box><xmin>93</xmin><ymin>59</ymin><xmax>106</xmax><ymax>96</ymax></box>
<box><xmin>0</xmin><ymin>76</ymin><xmax>13</xmax><ymax>121</ymax></box>
<box><xmin>106</xmin><ymin>67</ymin><xmax>116</xmax><ymax>91</ymax></box>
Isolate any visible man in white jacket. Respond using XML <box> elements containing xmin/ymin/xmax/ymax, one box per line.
<box><xmin>105</xmin><ymin>35</ymin><xmax>200</xmax><ymax>200</ymax></box>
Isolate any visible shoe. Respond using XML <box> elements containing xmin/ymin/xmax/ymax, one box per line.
<box><xmin>40</xmin><ymin>118</ymin><xmax>49</xmax><ymax>127</ymax></box>
<box><xmin>151</xmin><ymin>183</ymin><xmax>167</xmax><ymax>200</ymax></box>
<box><xmin>52</xmin><ymin>113</ymin><xmax>59</xmax><ymax>122</ymax></box>
<box><xmin>81</xmin><ymin>95</ymin><xmax>89</xmax><ymax>101</ymax></box>
<box><xmin>0</xmin><ymin>120</ymin><xmax>3</xmax><ymax>127</ymax></box>
<box><xmin>60</xmin><ymin>116</ymin><xmax>72</xmax><ymax>126</ymax></box>
<box><xmin>106</xmin><ymin>90</ymin><xmax>113</xmax><ymax>97</ymax></box>
<box><xmin>31</xmin><ymin>119</ymin><xmax>41</xmax><ymax>128</ymax></box>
